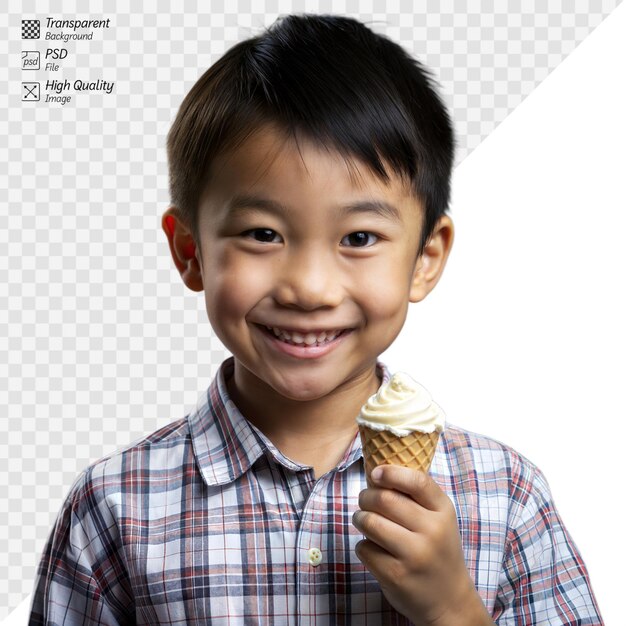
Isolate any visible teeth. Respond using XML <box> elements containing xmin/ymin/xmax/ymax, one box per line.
<box><xmin>265</xmin><ymin>326</ymin><xmax>345</xmax><ymax>345</ymax></box>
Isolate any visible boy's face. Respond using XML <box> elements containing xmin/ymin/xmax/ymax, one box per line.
<box><xmin>164</xmin><ymin>124</ymin><xmax>453</xmax><ymax>403</ymax></box>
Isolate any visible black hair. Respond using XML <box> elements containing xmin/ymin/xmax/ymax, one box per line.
<box><xmin>167</xmin><ymin>13</ymin><xmax>455</xmax><ymax>257</ymax></box>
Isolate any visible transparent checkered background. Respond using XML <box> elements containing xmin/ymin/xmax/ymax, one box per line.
<box><xmin>0</xmin><ymin>0</ymin><xmax>621</xmax><ymax>618</ymax></box>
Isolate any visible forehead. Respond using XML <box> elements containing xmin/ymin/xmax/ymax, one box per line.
<box><xmin>202</xmin><ymin>123</ymin><xmax>419</xmax><ymax>214</ymax></box>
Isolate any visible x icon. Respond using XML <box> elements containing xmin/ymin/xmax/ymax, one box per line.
<box><xmin>22</xmin><ymin>82</ymin><xmax>39</xmax><ymax>100</ymax></box>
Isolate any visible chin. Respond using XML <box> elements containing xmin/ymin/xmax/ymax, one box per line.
<box><xmin>270</xmin><ymin>377</ymin><xmax>334</xmax><ymax>402</ymax></box>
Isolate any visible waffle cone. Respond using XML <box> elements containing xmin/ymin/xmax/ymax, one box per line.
<box><xmin>359</xmin><ymin>425</ymin><xmax>440</xmax><ymax>487</ymax></box>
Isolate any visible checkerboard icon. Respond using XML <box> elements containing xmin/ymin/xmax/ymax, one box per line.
<box><xmin>22</xmin><ymin>19</ymin><xmax>40</xmax><ymax>39</ymax></box>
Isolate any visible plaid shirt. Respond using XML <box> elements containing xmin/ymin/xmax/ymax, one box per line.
<box><xmin>30</xmin><ymin>357</ymin><xmax>603</xmax><ymax>625</ymax></box>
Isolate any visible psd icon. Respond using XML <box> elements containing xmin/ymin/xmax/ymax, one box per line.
<box><xmin>22</xmin><ymin>51</ymin><xmax>40</xmax><ymax>70</ymax></box>
<box><xmin>22</xmin><ymin>19</ymin><xmax>40</xmax><ymax>39</ymax></box>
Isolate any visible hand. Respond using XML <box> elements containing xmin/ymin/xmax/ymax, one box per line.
<box><xmin>352</xmin><ymin>465</ymin><xmax>494</xmax><ymax>626</ymax></box>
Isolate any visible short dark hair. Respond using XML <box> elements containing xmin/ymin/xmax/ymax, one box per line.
<box><xmin>167</xmin><ymin>13</ymin><xmax>455</xmax><ymax>258</ymax></box>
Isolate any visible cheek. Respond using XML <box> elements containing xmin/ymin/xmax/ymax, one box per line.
<box><xmin>203</xmin><ymin>250</ymin><xmax>271</xmax><ymax>321</ymax></box>
<box><xmin>367</xmin><ymin>295</ymin><xmax>409</xmax><ymax>327</ymax></box>
<box><xmin>355</xmin><ymin>256</ymin><xmax>414</xmax><ymax>309</ymax></box>
<box><xmin>204</xmin><ymin>278</ymin><xmax>247</xmax><ymax>320</ymax></box>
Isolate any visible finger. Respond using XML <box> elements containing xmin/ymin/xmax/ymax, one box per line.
<box><xmin>352</xmin><ymin>508</ymin><xmax>418</xmax><ymax>558</ymax></box>
<box><xmin>358</xmin><ymin>487</ymin><xmax>428</xmax><ymax>533</ymax></box>
<box><xmin>354</xmin><ymin>538</ymin><xmax>402</xmax><ymax>583</ymax></box>
<box><xmin>370</xmin><ymin>464</ymin><xmax>449</xmax><ymax>511</ymax></box>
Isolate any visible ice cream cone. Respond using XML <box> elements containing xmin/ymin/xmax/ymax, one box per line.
<box><xmin>359</xmin><ymin>424</ymin><xmax>440</xmax><ymax>487</ymax></box>
<box><xmin>356</xmin><ymin>371</ymin><xmax>445</xmax><ymax>486</ymax></box>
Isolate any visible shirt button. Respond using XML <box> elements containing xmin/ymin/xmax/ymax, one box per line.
<box><xmin>307</xmin><ymin>547</ymin><xmax>323</xmax><ymax>566</ymax></box>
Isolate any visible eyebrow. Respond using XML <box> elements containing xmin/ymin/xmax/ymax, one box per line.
<box><xmin>226</xmin><ymin>193</ymin><xmax>402</xmax><ymax>222</ymax></box>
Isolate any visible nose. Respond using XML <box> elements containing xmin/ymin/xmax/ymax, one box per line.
<box><xmin>273</xmin><ymin>246</ymin><xmax>344</xmax><ymax>310</ymax></box>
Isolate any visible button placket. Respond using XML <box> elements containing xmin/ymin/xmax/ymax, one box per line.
<box><xmin>295</xmin><ymin>471</ymin><xmax>332</xmax><ymax>624</ymax></box>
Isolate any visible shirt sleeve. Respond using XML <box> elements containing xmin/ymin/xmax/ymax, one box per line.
<box><xmin>28</xmin><ymin>470</ymin><xmax>134</xmax><ymax>625</ymax></box>
<box><xmin>493</xmin><ymin>464</ymin><xmax>604</xmax><ymax>625</ymax></box>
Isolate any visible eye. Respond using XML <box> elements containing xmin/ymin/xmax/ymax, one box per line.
<box><xmin>242</xmin><ymin>228</ymin><xmax>282</xmax><ymax>243</ymax></box>
<box><xmin>340</xmin><ymin>231</ymin><xmax>378</xmax><ymax>247</ymax></box>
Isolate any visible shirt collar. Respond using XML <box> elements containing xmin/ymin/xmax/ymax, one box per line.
<box><xmin>188</xmin><ymin>356</ymin><xmax>391</xmax><ymax>487</ymax></box>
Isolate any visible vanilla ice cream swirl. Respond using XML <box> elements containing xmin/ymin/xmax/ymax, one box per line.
<box><xmin>356</xmin><ymin>371</ymin><xmax>445</xmax><ymax>437</ymax></box>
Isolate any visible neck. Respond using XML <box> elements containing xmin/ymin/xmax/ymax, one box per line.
<box><xmin>226</xmin><ymin>359</ymin><xmax>381</xmax><ymax>462</ymax></box>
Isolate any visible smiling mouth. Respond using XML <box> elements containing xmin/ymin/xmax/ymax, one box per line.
<box><xmin>258</xmin><ymin>324</ymin><xmax>353</xmax><ymax>346</ymax></box>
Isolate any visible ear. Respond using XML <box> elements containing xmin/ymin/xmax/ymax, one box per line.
<box><xmin>409</xmin><ymin>215</ymin><xmax>454</xmax><ymax>303</ymax></box>
<box><xmin>161</xmin><ymin>207</ymin><xmax>204</xmax><ymax>292</ymax></box>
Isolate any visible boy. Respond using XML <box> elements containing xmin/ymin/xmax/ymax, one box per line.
<box><xmin>29</xmin><ymin>13</ymin><xmax>603</xmax><ymax>625</ymax></box>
